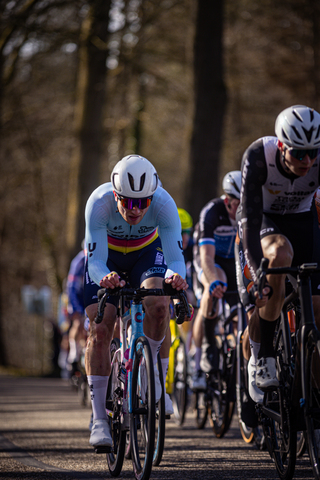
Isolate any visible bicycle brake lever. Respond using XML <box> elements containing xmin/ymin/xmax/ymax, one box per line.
<box><xmin>256</xmin><ymin>258</ymin><xmax>269</xmax><ymax>299</ymax></box>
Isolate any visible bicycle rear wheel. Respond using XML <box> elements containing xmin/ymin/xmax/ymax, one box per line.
<box><xmin>304</xmin><ymin>330</ymin><xmax>320</xmax><ymax>479</ymax></box>
<box><xmin>107</xmin><ymin>338</ymin><xmax>126</xmax><ymax>477</ymax></box>
<box><xmin>194</xmin><ymin>389</ymin><xmax>208</xmax><ymax>429</ymax></box>
<box><xmin>153</xmin><ymin>353</ymin><xmax>165</xmax><ymax>466</ymax></box>
<box><xmin>262</xmin><ymin>316</ymin><xmax>296</xmax><ymax>480</ymax></box>
<box><xmin>131</xmin><ymin>336</ymin><xmax>156</xmax><ymax>480</ymax></box>
<box><xmin>172</xmin><ymin>337</ymin><xmax>188</xmax><ymax>426</ymax></box>
<box><xmin>208</xmin><ymin>337</ymin><xmax>236</xmax><ymax>438</ymax></box>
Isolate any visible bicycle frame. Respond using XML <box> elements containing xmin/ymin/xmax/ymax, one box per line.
<box><xmin>260</xmin><ymin>263</ymin><xmax>319</xmax><ymax>424</ymax></box>
<box><xmin>126</xmin><ymin>301</ymin><xmax>145</xmax><ymax>415</ymax></box>
<box><xmin>255</xmin><ymin>261</ymin><xmax>320</xmax><ymax>480</ymax></box>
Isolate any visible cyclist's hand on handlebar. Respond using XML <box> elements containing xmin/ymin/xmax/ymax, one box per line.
<box><xmin>99</xmin><ymin>271</ymin><xmax>126</xmax><ymax>289</ymax></box>
<box><xmin>164</xmin><ymin>273</ymin><xmax>188</xmax><ymax>291</ymax></box>
<box><xmin>209</xmin><ymin>280</ymin><xmax>227</xmax><ymax>299</ymax></box>
<box><xmin>251</xmin><ymin>284</ymin><xmax>272</xmax><ymax>308</ymax></box>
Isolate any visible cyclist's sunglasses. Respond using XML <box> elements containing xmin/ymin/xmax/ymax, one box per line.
<box><xmin>285</xmin><ymin>147</ymin><xmax>319</xmax><ymax>161</ymax></box>
<box><xmin>117</xmin><ymin>195</ymin><xmax>153</xmax><ymax>210</ymax></box>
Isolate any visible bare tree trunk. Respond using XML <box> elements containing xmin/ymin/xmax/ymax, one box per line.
<box><xmin>186</xmin><ymin>0</ymin><xmax>227</xmax><ymax>220</ymax></box>
<box><xmin>66</xmin><ymin>0</ymin><xmax>111</xmax><ymax>261</ymax></box>
<box><xmin>310</xmin><ymin>0</ymin><xmax>320</xmax><ymax>110</ymax></box>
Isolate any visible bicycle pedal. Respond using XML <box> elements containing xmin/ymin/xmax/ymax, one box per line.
<box><xmin>94</xmin><ymin>445</ymin><xmax>113</xmax><ymax>454</ymax></box>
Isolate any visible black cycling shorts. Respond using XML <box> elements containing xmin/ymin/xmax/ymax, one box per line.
<box><xmin>236</xmin><ymin>206</ymin><xmax>320</xmax><ymax>312</ymax></box>
<box><xmin>84</xmin><ymin>237</ymin><xmax>167</xmax><ymax>308</ymax></box>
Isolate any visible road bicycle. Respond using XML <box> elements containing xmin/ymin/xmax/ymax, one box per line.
<box><xmin>194</xmin><ymin>295</ymin><xmax>237</xmax><ymax>437</ymax></box>
<box><xmin>95</xmin><ymin>283</ymin><xmax>190</xmax><ymax>480</ymax></box>
<box><xmin>165</xmin><ymin>318</ymin><xmax>188</xmax><ymax>426</ymax></box>
<box><xmin>254</xmin><ymin>258</ymin><xmax>320</xmax><ymax>480</ymax></box>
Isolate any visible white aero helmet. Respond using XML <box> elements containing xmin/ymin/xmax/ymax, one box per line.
<box><xmin>222</xmin><ymin>170</ymin><xmax>241</xmax><ymax>199</ymax></box>
<box><xmin>275</xmin><ymin>105</ymin><xmax>320</xmax><ymax>148</ymax></box>
<box><xmin>111</xmin><ymin>155</ymin><xmax>159</xmax><ymax>198</ymax></box>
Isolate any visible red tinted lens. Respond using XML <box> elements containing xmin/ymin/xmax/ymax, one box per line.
<box><xmin>119</xmin><ymin>197</ymin><xmax>152</xmax><ymax>209</ymax></box>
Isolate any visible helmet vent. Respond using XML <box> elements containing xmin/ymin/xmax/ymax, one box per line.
<box><xmin>127</xmin><ymin>172</ymin><xmax>146</xmax><ymax>192</ymax></box>
<box><xmin>281</xmin><ymin>128</ymin><xmax>289</xmax><ymax>141</ymax></box>
<box><xmin>310</xmin><ymin>109</ymin><xmax>314</xmax><ymax>121</ymax></box>
<box><xmin>292</xmin><ymin>126</ymin><xmax>302</xmax><ymax>140</ymax></box>
<box><xmin>302</xmin><ymin>126</ymin><xmax>314</xmax><ymax>143</ymax></box>
<box><xmin>292</xmin><ymin>110</ymin><xmax>303</xmax><ymax>122</ymax></box>
<box><xmin>140</xmin><ymin>173</ymin><xmax>146</xmax><ymax>191</ymax></box>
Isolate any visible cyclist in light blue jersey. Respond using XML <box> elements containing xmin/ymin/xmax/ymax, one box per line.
<box><xmin>84</xmin><ymin>154</ymin><xmax>188</xmax><ymax>448</ymax></box>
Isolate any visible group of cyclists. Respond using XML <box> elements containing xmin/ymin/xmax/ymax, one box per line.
<box><xmin>61</xmin><ymin>103</ymin><xmax>320</xmax><ymax>456</ymax></box>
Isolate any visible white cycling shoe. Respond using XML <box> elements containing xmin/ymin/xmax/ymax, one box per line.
<box><xmin>256</xmin><ymin>357</ymin><xmax>279</xmax><ymax>390</ymax></box>
<box><xmin>247</xmin><ymin>357</ymin><xmax>264</xmax><ymax>404</ymax></box>
<box><xmin>89</xmin><ymin>419</ymin><xmax>112</xmax><ymax>447</ymax></box>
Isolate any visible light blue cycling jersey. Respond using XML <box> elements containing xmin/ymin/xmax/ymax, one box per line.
<box><xmin>85</xmin><ymin>183</ymin><xmax>186</xmax><ymax>286</ymax></box>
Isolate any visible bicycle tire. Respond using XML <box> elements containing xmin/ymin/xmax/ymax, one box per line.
<box><xmin>107</xmin><ymin>338</ymin><xmax>126</xmax><ymax>477</ymax></box>
<box><xmin>262</xmin><ymin>315</ymin><xmax>296</xmax><ymax>480</ymax></box>
<box><xmin>153</xmin><ymin>353</ymin><xmax>165</xmax><ymax>466</ymax></box>
<box><xmin>194</xmin><ymin>389</ymin><xmax>208</xmax><ymax>429</ymax></box>
<box><xmin>172</xmin><ymin>337</ymin><xmax>188</xmax><ymax>426</ymax></box>
<box><xmin>304</xmin><ymin>330</ymin><xmax>320</xmax><ymax>479</ymax></box>
<box><xmin>125</xmin><ymin>431</ymin><xmax>131</xmax><ymax>459</ymax></box>
<box><xmin>236</xmin><ymin>331</ymin><xmax>256</xmax><ymax>445</ymax></box>
<box><xmin>296</xmin><ymin>431</ymin><xmax>306</xmax><ymax>457</ymax></box>
<box><xmin>208</xmin><ymin>337</ymin><xmax>236</xmax><ymax>438</ymax></box>
<box><xmin>130</xmin><ymin>336</ymin><xmax>156</xmax><ymax>480</ymax></box>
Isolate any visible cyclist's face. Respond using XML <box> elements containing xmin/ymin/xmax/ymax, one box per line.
<box><xmin>282</xmin><ymin>147</ymin><xmax>317</xmax><ymax>176</ymax></box>
<box><xmin>224</xmin><ymin>196</ymin><xmax>240</xmax><ymax>220</ymax></box>
<box><xmin>116</xmin><ymin>197</ymin><xmax>150</xmax><ymax>225</ymax></box>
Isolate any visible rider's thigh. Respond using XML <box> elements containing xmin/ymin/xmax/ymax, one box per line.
<box><xmin>261</xmin><ymin>233</ymin><xmax>293</xmax><ymax>267</ymax></box>
<box><xmin>141</xmin><ymin>276</ymin><xmax>170</xmax><ymax>331</ymax></box>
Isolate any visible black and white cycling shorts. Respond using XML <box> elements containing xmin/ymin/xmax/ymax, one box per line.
<box><xmin>235</xmin><ymin>206</ymin><xmax>320</xmax><ymax>312</ymax></box>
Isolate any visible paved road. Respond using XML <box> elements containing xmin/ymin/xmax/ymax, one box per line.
<box><xmin>0</xmin><ymin>375</ymin><xmax>316</xmax><ymax>480</ymax></box>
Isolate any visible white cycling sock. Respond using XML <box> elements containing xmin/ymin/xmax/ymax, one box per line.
<box><xmin>144</xmin><ymin>335</ymin><xmax>165</xmax><ymax>366</ymax></box>
<box><xmin>68</xmin><ymin>339</ymin><xmax>78</xmax><ymax>363</ymax></box>
<box><xmin>249</xmin><ymin>338</ymin><xmax>260</xmax><ymax>366</ymax></box>
<box><xmin>161</xmin><ymin>357</ymin><xmax>169</xmax><ymax>389</ymax></box>
<box><xmin>195</xmin><ymin>346</ymin><xmax>202</xmax><ymax>371</ymax></box>
<box><xmin>87</xmin><ymin>375</ymin><xmax>109</xmax><ymax>421</ymax></box>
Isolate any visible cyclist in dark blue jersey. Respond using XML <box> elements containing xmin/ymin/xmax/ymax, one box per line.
<box><xmin>191</xmin><ymin>171</ymin><xmax>241</xmax><ymax>389</ymax></box>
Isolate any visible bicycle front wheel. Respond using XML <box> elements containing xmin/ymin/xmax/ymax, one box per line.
<box><xmin>130</xmin><ymin>336</ymin><xmax>156</xmax><ymax>480</ymax></box>
<box><xmin>262</xmin><ymin>316</ymin><xmax>296</xmax><ymax>480</ymax></box>
<box><xmin>304</xmin><ymin>330</ymin><xmax>320</xmax><ymax>479</ymax></box>
<box><xmin>172</xmin><ymin>337</ymin><xmax>188</xmax><ymax>426</ymax></box>
<box><xmin>107</xmin><ymin>338</ymin><xmax>126</xmax><ymax>477</ymax></box>
<box><xmin>194</xmin><ymin>389</ymin><xmax>208</xmax><ymax>429</ymax></box>
<box><xmin>153</xmin><ymin>353</ymin><xmax>165</xmax><ymax>466</ymax></box>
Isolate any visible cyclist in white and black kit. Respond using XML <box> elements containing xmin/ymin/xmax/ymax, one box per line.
<box><xmin>191</xmin><ymin>171</ymin><xmax>241</xmax><ymax>389</ymax></box>
<box><xmin>236</xmin><ymin>105</ymin><xmax>320</xmax><ymax>403</ymax></box>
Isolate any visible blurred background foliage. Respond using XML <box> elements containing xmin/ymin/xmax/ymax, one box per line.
<box><xmin>1</xmin><ymin>0</ymin><xmax>319</xmax><ymax>371</ymax></box>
